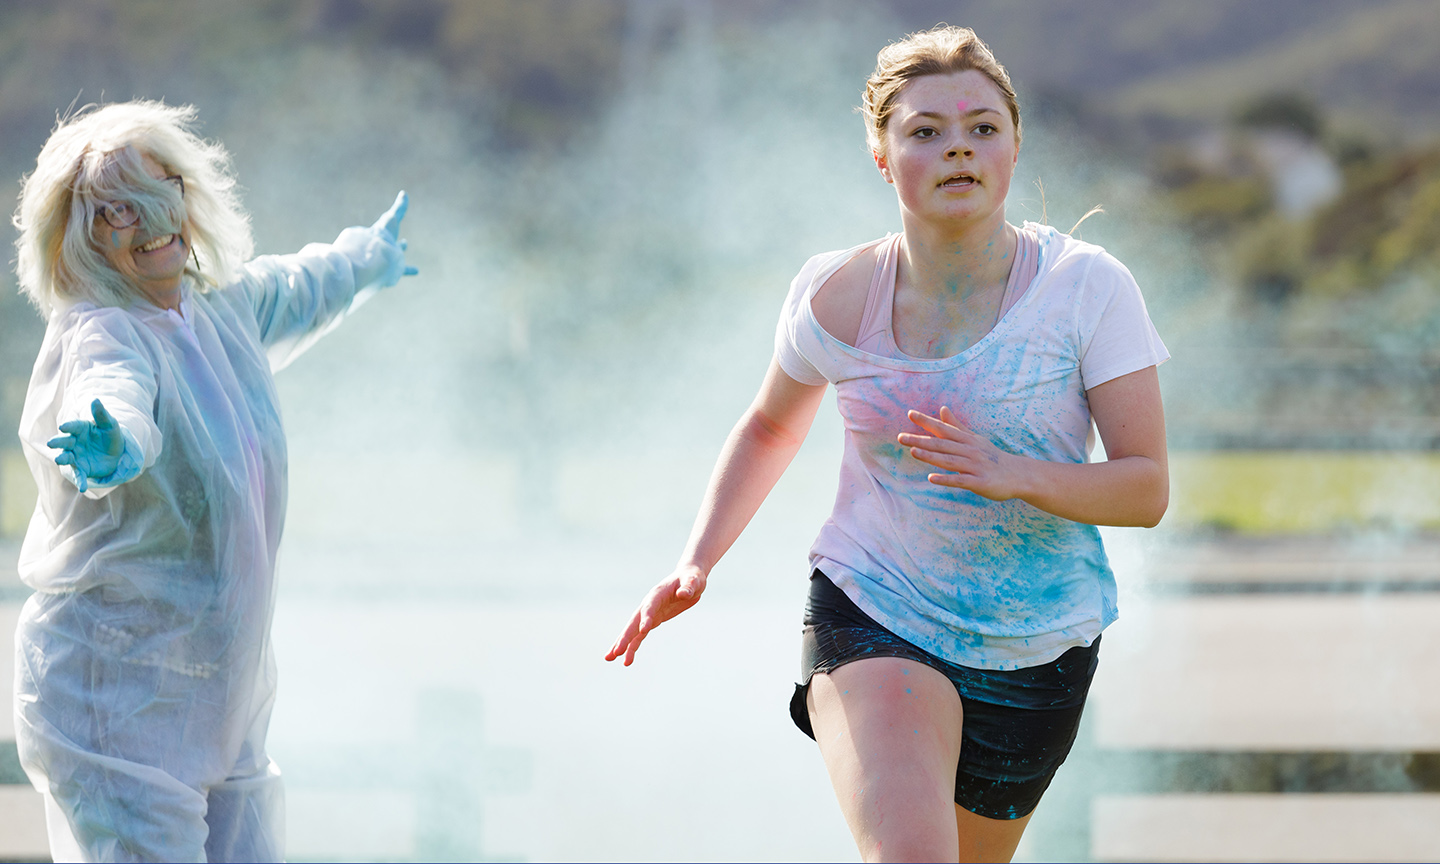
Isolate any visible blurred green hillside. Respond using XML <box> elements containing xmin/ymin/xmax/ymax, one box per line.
<box><xmin>1104</xmin><ymin>1</ymin><xmax>1440</xmax><ymax>143</ymax></box>
<box><xmin>3</xmin><ymin>1</ymin><xmax>1436</xmax><ymax>155</ymax></box>
<box><xmin>0</xmin><ymin>1</ymin><xmax>1437</xmax><ymax>538</ymax></box>
<box><xmin>1</xmin><ymin>1</ymin><xmax>1436</xmax><ymax>372</ymax></box>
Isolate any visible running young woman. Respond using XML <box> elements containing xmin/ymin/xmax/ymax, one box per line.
<box><xmin>606</xmin><ymin>26</ymin><xmax>1168</xmax><ymax>863</ymax></box>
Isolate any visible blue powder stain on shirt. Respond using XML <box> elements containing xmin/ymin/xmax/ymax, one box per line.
<box><xmin>787</xmin><ymin>229</ymin><xmax>1136</xmax><ymax>669</ymax></box>
<box><xmin>1038</xmin><ymin>577</ymin><xmax>1073</xmax><ymax>607</ymax></box>
<box><xmin>878</xmin><ymin>441</ymin><xmax>908</xmax><ymax>472</ymax></box>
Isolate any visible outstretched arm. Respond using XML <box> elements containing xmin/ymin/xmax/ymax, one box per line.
<box><xmin>899</xmin><ymin>366</ymin><xmax>1168</xmax><ymax>527</ymax></box>
<box><xmin>246</xmin><ymin>191</ymin><xmax>419</xmax><ymax>371</ymax></box>
<box><xmin>606</xmin><ymin>358</ymin><xmax>828</xmax><ymax>665</ymax></box>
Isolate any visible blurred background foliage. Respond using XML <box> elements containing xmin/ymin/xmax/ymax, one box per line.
<box><xmin>1</xmin><ymin>0</ymin><xmax>1438</xmax><ymax>535</ymax></box>
<box><xmin>3</xmin><ymin>9</ymin><xmax>1437</xmax><ymax>861</ymax></box>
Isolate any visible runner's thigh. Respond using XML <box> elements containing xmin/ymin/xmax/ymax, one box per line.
<box><xmin>807</xmin><ymin>656</ymin><xmax>964</xmax><ymax>860</ymax></box>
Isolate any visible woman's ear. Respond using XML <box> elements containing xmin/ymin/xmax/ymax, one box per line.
<box><xmin>873</xmin><ymin>149</ymin><xmax>893</xmax><ymax>184</ymax></box>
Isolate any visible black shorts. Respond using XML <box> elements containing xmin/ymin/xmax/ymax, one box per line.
<box><xmin>790</xmin><ymin>571</ymin><xmax>1100</xmax><ymax>820</ymax></box>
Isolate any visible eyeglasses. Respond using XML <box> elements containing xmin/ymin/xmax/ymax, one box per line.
<box><xmin>95</xmin><ymin>175</ymin><xmax>185</xmax><ymax>230</ymax></box>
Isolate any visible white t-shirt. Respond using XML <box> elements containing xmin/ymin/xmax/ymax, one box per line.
<box><xmin>775</xmin><ymin>222</ymin><xmax>1169</xmax><ymax>670</ymax></box>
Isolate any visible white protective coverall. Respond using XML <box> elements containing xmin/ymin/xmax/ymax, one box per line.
<box><xmin>14</xmin><ymin>223</ymin><xmax>406</xmax><ymax>862</ymax></box>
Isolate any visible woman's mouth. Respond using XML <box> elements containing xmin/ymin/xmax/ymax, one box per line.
<box><xmin>940</xmin><ymin>173</ymin><xmax>978</xmax><ymax>188</ymax></box>
<box><xmin>136</xmin><ymin>234</ymin><xmax>176</xmax><ymax>254</ymax></box>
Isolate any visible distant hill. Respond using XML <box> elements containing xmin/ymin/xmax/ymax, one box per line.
<box><xmin>1</xmin><ymin>0</ymin><xmax>1436</xmax><ymax>453</ymax></box>
<box><xmin>4</xmin><ymin>2</ymin><xmax>1432</xmax><ymax>152</ymax></box>
<box><xmin>880</xmin><ymin>0</ymin><xmax>1440</xmax><ymax>145</ymax></box>
<box><xmin>1107</xmin><ymin>1</ymin><xmax>1440</xmax><ymax>143</ymax></box>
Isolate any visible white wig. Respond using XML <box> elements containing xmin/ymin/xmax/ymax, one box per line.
<box><xmin>13</xmin><ymin>100</ymin><xmax>253</xmax><ymax>314</ymax></box>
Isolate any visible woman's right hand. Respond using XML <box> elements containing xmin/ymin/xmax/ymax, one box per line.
<box><xmin>604</xmin><ymin>360</ymin><xmax>824</xmax><ymax>667</ymax></box>
<box><xmin>47</xmin><ymin>399</ymin><xmax>124</xmax><ymax>493</ymax></box>
<box><xmin>605</xmin><ymin>565</ymin><xmax>708</xmax><ymax>666</ymax></box>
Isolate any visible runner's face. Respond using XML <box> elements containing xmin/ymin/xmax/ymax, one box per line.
<box><xmin>877</xmin><ymin>71</ymin><xmax>1019</xmax><ymax>228</ymax></box>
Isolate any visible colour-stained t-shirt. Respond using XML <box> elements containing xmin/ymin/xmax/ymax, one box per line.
<box><xmin>774</xmin><ymin>222</ymin><xmax>1169</xmax><ymax>670</ymax></box>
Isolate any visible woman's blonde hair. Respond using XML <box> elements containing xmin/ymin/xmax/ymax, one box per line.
<box><xmin>13</xmin><ymin>100</ymin><xmax>253</xmax><ymax>314</ymax></box>
<box><xmin>862</xmin><ymin>25</ymin><xmax>1021</xmax><ymax>157</ymax></box>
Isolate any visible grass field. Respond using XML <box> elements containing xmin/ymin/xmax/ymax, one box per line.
<box><xmin>1170</xmin><ymin>451</ymin><xmax>1440</xmax><ymax>534</ymax></box>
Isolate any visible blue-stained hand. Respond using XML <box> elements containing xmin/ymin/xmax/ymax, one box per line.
<box><xmin>47</xmin><ymin>399</ymin><xmax>124</xmax><ymax>493</ymax></box>
<box><xmin>371</xmin><ymin>191</ymin><xmax>419</xmax><ymax>277</ymax></box>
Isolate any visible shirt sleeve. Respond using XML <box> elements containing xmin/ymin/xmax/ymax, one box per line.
<box><xmin>773</xmin><ymin>253</ymin><xmax>832</xmax><ymax>386</ymax></box>
<box><xmin>50</xmin><ymin>311</ymin><xmax>164</xmax><ymax>499</ymax></box>
<box><xmin>1076</xmin><ymin>251</ymin><xmax>1170</xmax><ymax>390</ymax></box>
<box><xmin>230</xmin><ymin>224</ymin><xmax>408</xmax><ymax>373</ymax></box>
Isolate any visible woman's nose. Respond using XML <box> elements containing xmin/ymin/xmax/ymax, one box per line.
<box><xmin>946</xmin><ymin>138</ymin><xmax>973</xmax><ymax>158</ymax></box>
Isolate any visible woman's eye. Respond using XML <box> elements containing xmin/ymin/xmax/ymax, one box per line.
<box><xmin>974</xmin><ymin>124</ymin><xmax>997</xmax><ymax>136</ymax></box>
<box><xmin>913</xmin><ymin>127</ymin><xmax>938</xmax><ymax>138</ymax></box>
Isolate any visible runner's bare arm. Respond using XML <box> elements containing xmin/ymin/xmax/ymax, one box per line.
<box><xmin>606</xmin><ymin>358</ymin><xmax>827</xmax><ymax>664</ymax></box>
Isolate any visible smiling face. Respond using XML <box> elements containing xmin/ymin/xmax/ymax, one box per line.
<box><xmin>875</xmin><ymin>70</ymin><xmax>1019</xmax><ymax>232</ymax></box>
<box><xmin>93</xmin><ymin>153</ymin><xmax>191</xmax><ymax>309</ymax></box>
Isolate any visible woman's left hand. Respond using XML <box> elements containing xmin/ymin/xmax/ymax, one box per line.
<box><xmin>899</xmin><ymin>406</ymin><xmax>1025</xmax><ymax>501</ymax></box>
<box><xmin>371</xmin><ymin>191</ymin><xmax>419</xmax><ymax>278</ymax></box>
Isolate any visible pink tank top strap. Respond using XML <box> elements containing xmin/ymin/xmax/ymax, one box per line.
<box><xmin>854</xmin><ymin>234</ymin><xmax>901</xmax><ymax>354</ymax></box>
<box><xmin>853</xmin><ymin>228</ymin><xmax>1037</xmax><ymax>357</ymax></box>
<box><xmin>998</xmin><ymin>226</ymin><xmax>1040</xmax><ymax>319</ymax></box>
